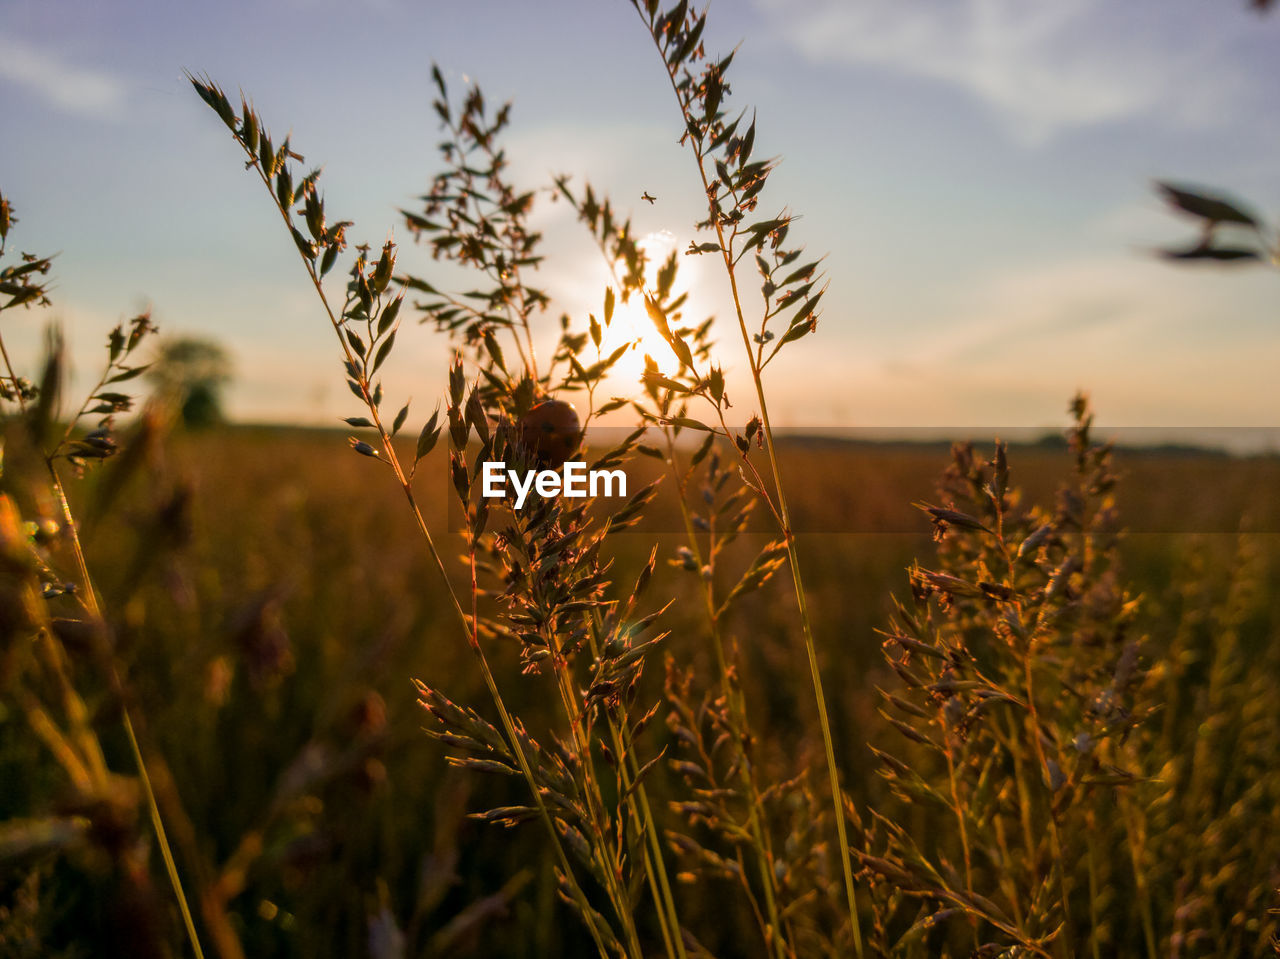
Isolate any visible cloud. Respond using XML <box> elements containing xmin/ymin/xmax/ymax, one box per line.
<box><xmin>755</xmin><ymin>0</ymin><xmax>1254</xmax><ymax>145</ymax></box>
<box><xmin>887</xmin><ymin>249</ymin><xmax>1280</xmax><ymax>423</ymax></box>
<box><xmin>922</xmin><ymin>252</ymin><xmax>1234</xmax><ymax>359</ymax></box>
<box><xmin>0</xmin><ymin>35</ymin><xmax>127</xmax><ymax>119</ymax></box>
<box><xmin>770</xmin><ymin>235</ymin><xmax>1278</xmax><ymax>431</ymax></box>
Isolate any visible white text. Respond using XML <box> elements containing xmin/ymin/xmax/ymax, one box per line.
<box><xmin>481</xmin><ymin>461</ymin><xmax>627</xmax><ymax>509</ymax></box>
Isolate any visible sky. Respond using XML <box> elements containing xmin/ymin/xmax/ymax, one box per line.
<box><xmin>2</xmin><ymin>0</ymin><xmax>1278</xmax><ymax>444</ymax></box>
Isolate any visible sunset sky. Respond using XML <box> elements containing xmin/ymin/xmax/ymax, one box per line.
<box><xmin>3</xmin><ymin>0</ymin><xmax>1278</xmax><ymax>442</ymax></box>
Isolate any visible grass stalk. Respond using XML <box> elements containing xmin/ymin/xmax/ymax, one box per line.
<box><xmin>1</xmin><ymin>325</ymin><xmax>206</xmax><ymax>959</ymax></box>
<box><xmin>681</xmin><ymin>101</ymin><xmax>865</xmax><ymax>959</ymax></box>
<box><xmin>632</xmin><ymin>18</ymin><xmax>866</xmax><ymax>953</ymax></box>
<box><xmin>945</xmin><ymin>741</ymin><xmax>980</xmax><ymax>954</ymax></box>
<box><xmin>559</xmin><ymin>171</ymin><xmax>791</xmax><ymax>954</ymax></box>
<box><xmin>623</xmin><ymin>748</ymin><xmax>685</xmax><ymax>958</ymax></box>
<box><xmin>211</xmin><ymin>108</ymin><xmax>615</xmax><ymax>958</ymax></box>
<box><xmin>1120</xmin><ymin>791</ymin><xmax>1158</xmax><ymax>959</ymax></box>
<box><xmin>662</xmin><ymin>430</ymin><xmax>792</xmax><ymax>959</ymax></box>
<box><xmin>543</xmin><ymin>619</ymin><xmax>645</xmax><ymax>959</ymax></box>
<box><xmin>566</xmin><ymin>199</ymin><xmax>756</xmax><ymax>958</ymax></box>
<box><xmin>1021</xmin><ymin>650</ymin><xmax>1075</xmax><ymax>957</ymax></box>
<box><xmin>1085</xmin><ymin>816</ymin><xmax>1102</xmax><ymax>959</ymax></box>
<box><xmin>587</xmin><ymin>610</ymin><xmax>687</xmax><ymax>959</ymax></box>
<box><xmin>50</xmin><ymin>474</ymin><xmax>207</xmax><ymax>959</ymax></box>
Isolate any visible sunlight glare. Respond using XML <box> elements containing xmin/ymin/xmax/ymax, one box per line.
<box><xmin>596</xmin><ymin>230</ymin><xmax>687</xmax><ymax>385</ymax></box>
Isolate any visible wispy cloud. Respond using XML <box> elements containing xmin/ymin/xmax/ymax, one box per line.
<box><xmin>919</xmin><ymin>252</ymin><xmax>1250</xmax><ymax>360</ymax></box>
<box><xmin>885</xmin><ymin>250</ymin><xmax>1280</xmax><ymax>422</ymax></box>
<box><xmin>756</xmin><ymin>0</ymin><xmax>1256</xmax><ymax>145</ymax></box>
<box><xmin>0</xmin><ymin>35</ymin><xmax>127</xmax><ymax>119</ymax></box>
<box><xmin>770</xmin><ymin>238</ymin><xmax>1279</xmax><ymax>430</ymax></box>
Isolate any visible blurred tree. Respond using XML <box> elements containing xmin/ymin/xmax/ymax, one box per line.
<box><xmin>147</xmin><ymin>336</ymin><xmax>233</xmax><ymax>428</ymax></box>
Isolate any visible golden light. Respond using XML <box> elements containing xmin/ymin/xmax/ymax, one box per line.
<box><xmin>594</xmin><ymin>230</ymin><xmax>688</xmax><ymax>384</ymax></box>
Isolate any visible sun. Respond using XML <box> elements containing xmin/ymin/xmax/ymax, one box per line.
<box><xmin>593</xmin><ymin>231</ymin><xmax>689</xmax><ymax>386</ymax></box>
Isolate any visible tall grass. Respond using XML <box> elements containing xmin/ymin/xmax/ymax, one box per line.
<box><xmin>3</xmin><ymin>3</ymin><xmax>1279</xmax><ymax>957</ymax></box>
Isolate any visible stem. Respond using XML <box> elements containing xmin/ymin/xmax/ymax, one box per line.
<box><xmin>1003</xmin><ymin>713</ymin><xmax>1040</xmax><ymax>902</ymax></box>
<box><xmin>568</xmin><ymin>201</ymin><xmax>790</xmax><ymax>954</ymax></box>
<box><xmin>49</xmin><ymin>470</ymin><xmax>206</xmax><ymax>959</ymax></box>
<box><xmin>992</xmin><ymin>814</ymin><xmax>1026</xmax><ymax>929</ymax></box>
<box><xmin>588</xmin><ymin>612</ymin><xmax>687</xmax><ymax>959</ymax></box>
<box><xmin>1085</xmin><ymin>814</ymin><xmax>1101</xmax><ymax>959</ymax></box>
<box><xmin>704</xmin><ymin>205</ymin><xmax>864</xmax><ymax>954</ymax></box>
<box><xmin>1022</xmin><ymin>653</ymin><xmax>1075</xmax><ymax>957</ymax></box>
<box><xmin>238</xmin><ymin>147</ymin><xmax>613</xmax><ymax>958</ymax></box>
<box><xmin>706</xmin><ymin>128</ymin><xmax>865</xmax><ymax>959</ymax></box>
<box><xmin>662</xmin><ymin>431</ymin><xmax>792</xmax><ymax>959</ymax></box>
<box><xmin>4</xmin><ymin>299</ymin><xmax>207</xmax><ymax>957</ymax></box>
<box><xmin>567</xmin><ymin>203</ymin><xmax>745</xmax><ymax>959</ymax></box>
<box><xmin>624</xmin><ymin>748</ymin><xmax>685</xmax><ymax>959</ymax></box>
<box><xmin>633</xmin><ymin>21</ymin><xmax>865</xmax><ymax>951</ymax></box>
<box><xmin>0</xmin><ymin>332</ymin><xmax>27</xmax><ymax>404</ymax></box>
<box><xmin>1119</xmin><ymin>791</ymin><xmax>1158</xmax><ymax>959</ymax></box>
<box><xmin>945</xmin><ymin>738</ymin><xmax>979</xmax><ymax>954</ymax></box>
<box><xmin>546</xmin><ymin>631</ymin><xmax>644</xmax><ymax>959</ymax></box>
<box><xmin>122</xmin><ymin>709</ymin><xmax>205</xmax><ymax>958</ymax></box>
<box><xmin>509</xmin><ymin>507</ymin><xmax>642</xmax><ymax>959</ymax></box>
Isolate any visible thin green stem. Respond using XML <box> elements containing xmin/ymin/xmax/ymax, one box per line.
<box><xmin>625</xmin><ymin>749</ymin><xmax>685</xmax><ymax>959</ymax></box>
<box><xmin>545</xmin><ymin>634</ymin><xmax>644</xmax><ymax>959</ymax></box>
<box><xmin>1021</xmin><ymin>654</ymin><xmax>1075</xmax><ymax>957</ymax></box>
<box><xmin>634</xmin><ymin>21</ymin><xmax>865</xmax><ymax>951</ymax></box>
<box><xmin>945</xmin><ymin>739</ymin><xmax>979</xmax><ymax>955</ymax></box>
<box><xmin>229</xmin><ymin>138</ymin><xmax>614</xmax><ymax>958</ymax></box>
<box><xmin>1085</xmin><ymin>816</ymin><xmax>1102</xmax><ymax>959</ymax></box>
<box><xmin>49</xmin><ymin>473</ymin><xmax>206</xmax><ymax>959</ymax></box>
<box><xmin>701</xmin><ymin>127</ymin><xmax>866</xmax><ymax>959</ymax></box>
<box><xmin>3</xmin><ymin>290</ymin><xmax>205</xmax><ymax>958</ymax></box>
<box><xmin>587</xmin><ymin>612</ymin><xmax>687</xmax><ymax>959</ymax></box>
<box><xmin>1119</xmin><ymin>791</ymin><xmax>1158</xmax><ymax>959</ymax></box>
<box><xmin>122</xmin><ymin>709</ymin><xmax>205</xmax><ymax>958</ymax></box>
<box><xmin>662</xmin><ymin>432</ymin><xmax>791</xmax><ymax>959</ymax></box>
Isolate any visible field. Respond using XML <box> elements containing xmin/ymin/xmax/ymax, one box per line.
<box><xmin>4</xmin><ymin>423</ymin><xmax>1277</xmax><ymax>956</ymax></box>
<box><xmin>5</xmin><ymin>4</ymin><xmax>1279</xmax><ymax>953</ymax></box>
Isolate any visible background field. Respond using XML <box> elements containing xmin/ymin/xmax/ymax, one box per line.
<box><xmin>5</xmin><ymin>422</ymin><xmax>1275</xmax><ymax>956</ymax></box>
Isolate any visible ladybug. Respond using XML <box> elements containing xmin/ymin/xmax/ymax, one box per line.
<box><xmin>518</xmin><ymin>399</ymin><xmax>582</xmax><ymax>467</ymax></box>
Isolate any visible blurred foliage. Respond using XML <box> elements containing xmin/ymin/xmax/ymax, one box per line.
<box><xmin>147</xmin><ymin>337</ymin><xmax>233</xmax><ymax>429</ymax></box>
<box><xmin>4</xmin><ymin>417</ymin><xmax>1278</xmax><ymax>956</ymax></box>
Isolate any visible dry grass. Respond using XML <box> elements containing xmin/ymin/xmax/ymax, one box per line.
<box><xmin>4</xmin><ymin>3</ymin><xmax>1279</xmax><ymax>955</ymax></box>
<box><xmin>6</xmin><ymin>422</ymin><xmax>1276</xmax><ymax>955</ymax></box>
